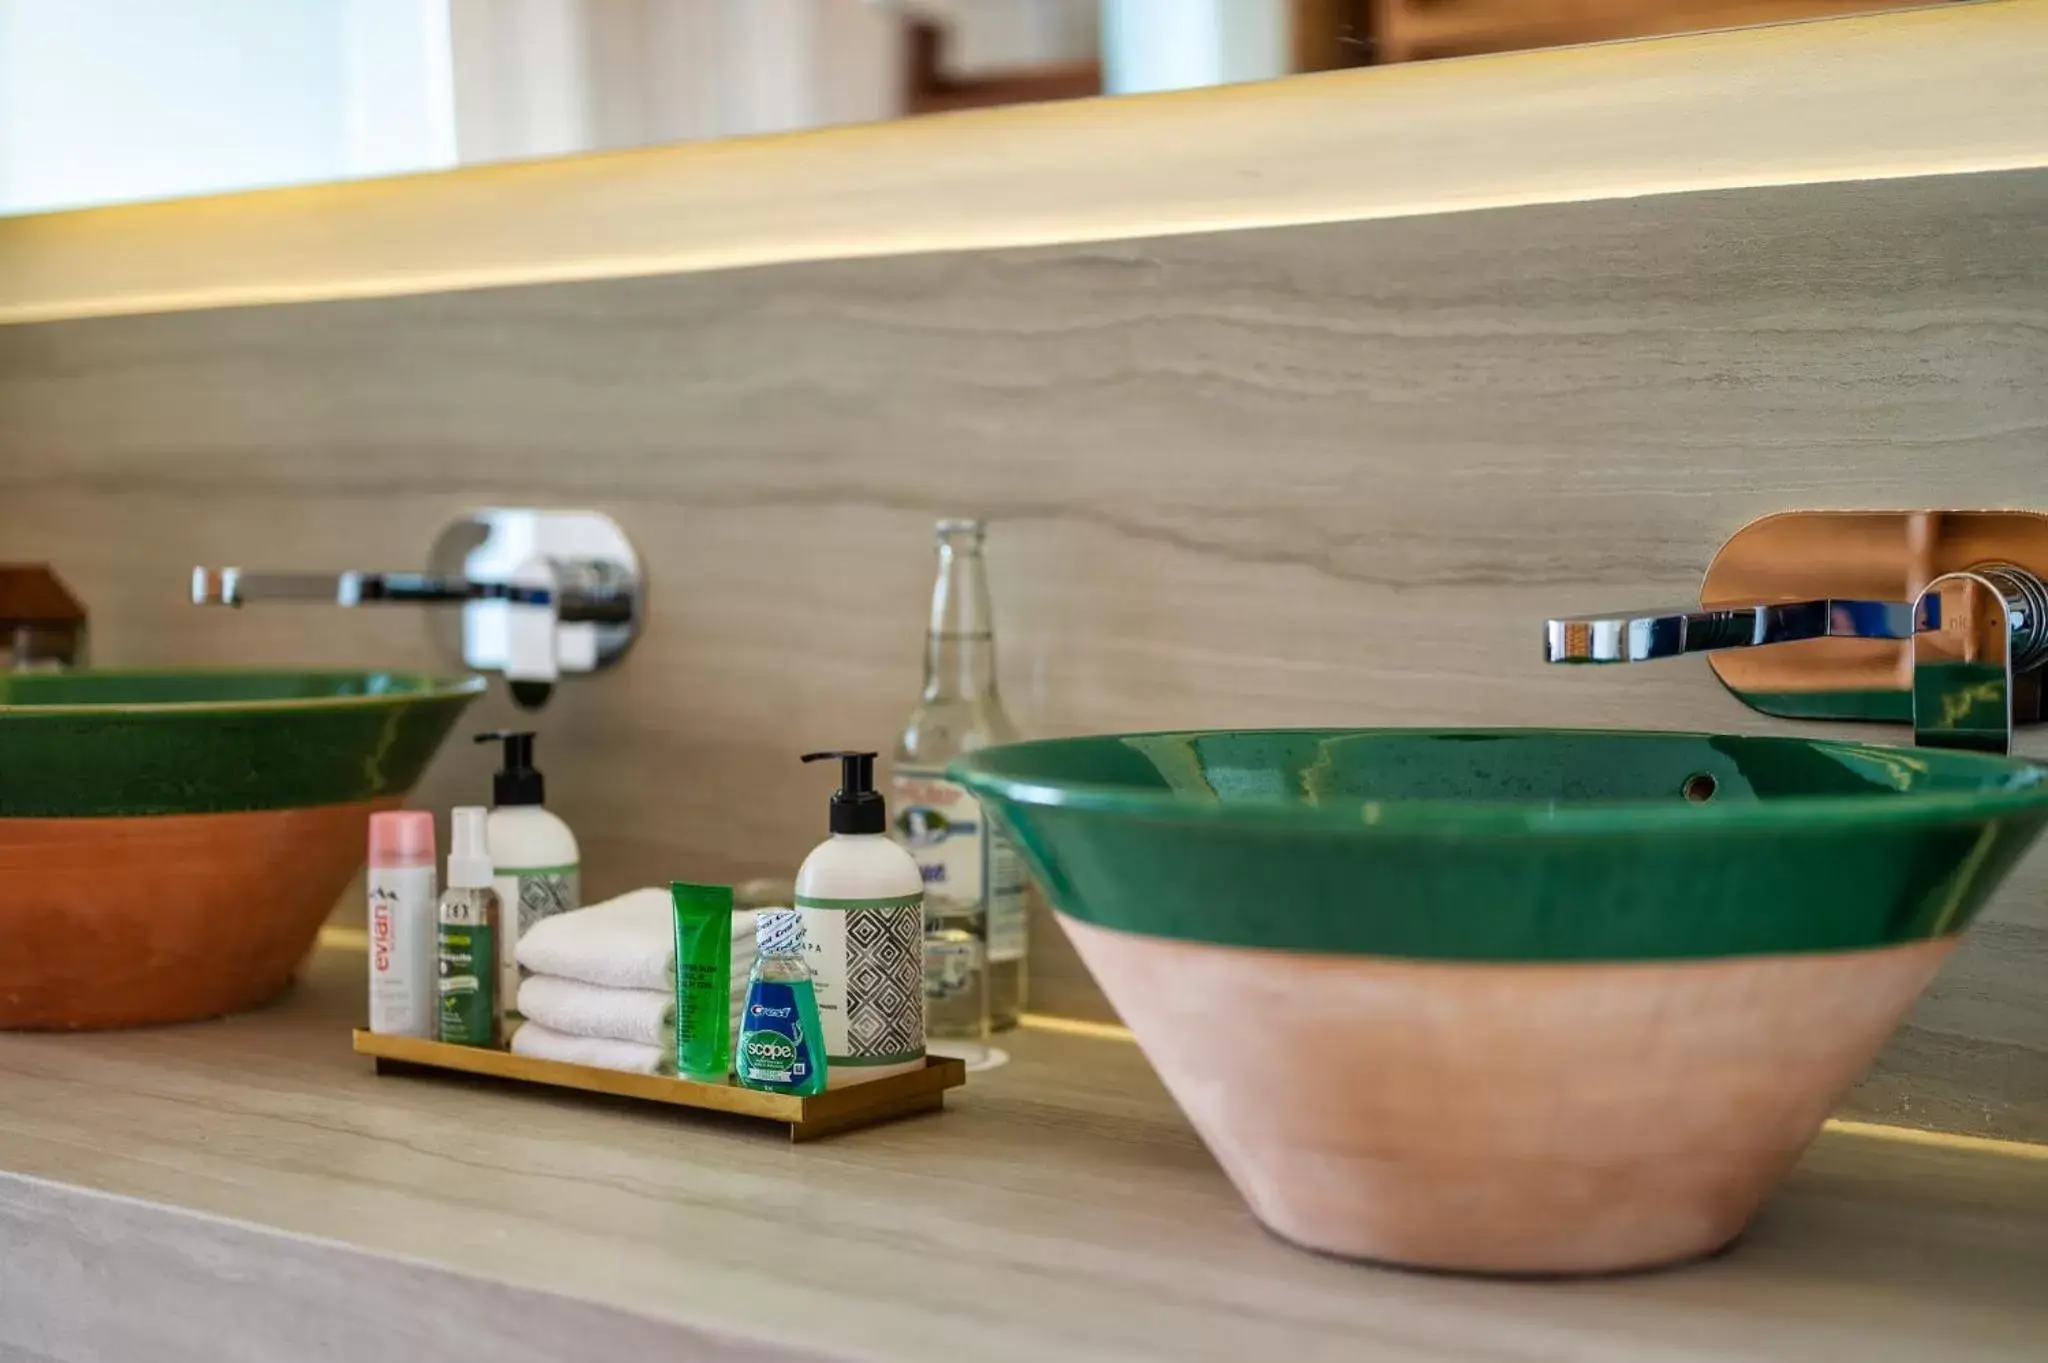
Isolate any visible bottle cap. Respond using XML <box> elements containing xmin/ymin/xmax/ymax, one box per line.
<box><xmin>800</xmin><ymin>750</ymin><xmax>885</xmax><ymax>834</ymax></box>
<box><xmin>757</xmin><ymin>908</ymin><xmax>805</xmax><ymax>956</ymax></box>
<box><xmin>447</xmin><ymin>806</ymin><xmax>494</xmax><ymax>889</ymax></box>
<box><xmin>368</xmin><ymin>810</ymin><xmax>435</xmax><ymax>868</ymax></box>
<box><xmin>475</xmin><ymin>730</ymin><xmax>544</xmax><ymax>806</ymax></box>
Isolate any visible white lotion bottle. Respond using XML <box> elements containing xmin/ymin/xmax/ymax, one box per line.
<box><xmin>794</xmin><ymin>750</ymin><xmax>927</xmax><ymax>1088</ymax></box>
<box><xmin>475</xmin><ymin>730</ymin><xmax>580</xmax><ymax>1011</ymax></box>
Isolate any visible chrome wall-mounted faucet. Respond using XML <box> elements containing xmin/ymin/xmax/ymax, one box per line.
<box><xmin>192</xmin><ymin>509</ymin><xmax>643</xmax><ymax>709</ymax></box>
<box><xmin>1545</xmin><ymin>510</ymin><xmax>2048</xmax><ymax>754</ymax></box>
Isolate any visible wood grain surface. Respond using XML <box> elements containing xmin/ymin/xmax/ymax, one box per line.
<box><xmin>0</xmin><ymin>1175</ymin><xmax>818</xmax><ymax>1363</ymax></box>
<box><xmin>0</xmin><ymin>946</ymin><xmax>2044</xmax><ymax>1362</ymax></box>
<box><xmin>3</xmin><ymin>169</ymin><xmax>2047</xmax><ymax>1134</ymax></box>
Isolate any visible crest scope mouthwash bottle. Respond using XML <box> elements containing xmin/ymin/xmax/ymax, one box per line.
<box><xmin>737</xmin><ymin>910</ymin><xmax>828</xmax><ymax>1096</ymax></box>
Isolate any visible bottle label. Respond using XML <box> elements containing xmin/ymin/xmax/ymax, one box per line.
<box><xmin>437</xmin><ymin>902</ymin><xmax>496</xmax><ymax>1047</ymax></box>
<box><xmin>737</xmin><ymin>981</ymin><xmax>820</xmax><ymax>1088</ymax></box>
<box><xmin>893</xmin><ymin>768</ymin><xmax>1026</xmax><ymax>963</ymax></box>
<box><xmin>367</xmin><ymin>864</ymin><xmax>438</xmax><ymax>1037</ymax></box>
<box><xmin>985</xmin><ymin>822</ymin><xmax>1027</xmax><ymax>965</ymax></box>
<box><xmin>793</xmin><ymin>893</ymin><xmax>925</xmax><ymax>1067</ymax></box>
<box><xmin>493</xmin><ymin>865</ymin><xmax>579</xmax><ymax>1014</ymax></box>
<box><xmin>924</xmin><ymin>935</ymin><xmax>982</xmax><ymax>1001</ymax></box>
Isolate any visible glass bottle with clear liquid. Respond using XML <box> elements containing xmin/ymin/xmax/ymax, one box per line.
<box><xmin>893</xmin><ymin>519</ymin><xmax>1028</xmax><ymax>1038</ymax></box>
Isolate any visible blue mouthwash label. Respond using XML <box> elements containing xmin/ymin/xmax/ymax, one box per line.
<box><xmin>737</xmin><ymin>982</ymin><xmax>818</xmax><ymax>1088</ymax></box>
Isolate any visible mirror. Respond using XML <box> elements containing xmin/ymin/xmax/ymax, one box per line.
<box><xmin>0</xmin><ymin>0</ymin><xmax>1928</xmax><ymax>218</ymax></box>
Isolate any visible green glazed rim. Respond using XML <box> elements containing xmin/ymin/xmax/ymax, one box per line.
<box><xmin>947</xmin><ymin>729</ymin><xmax>2048</xmax><ymax>961</ymax></box>
<box><xmin>0</xmin><ymin>669</ymin><xmax>486</xmax><ymax>817</ymax></box>
<box><xmin>0</xmin><ymin>668</ymin><xmax>486</xmax><ymax>713</ymax></box>
<box><xmin>950</xmin><ymin>728</ymin><xmax>2048</xmax><ymax>837</ymax></box>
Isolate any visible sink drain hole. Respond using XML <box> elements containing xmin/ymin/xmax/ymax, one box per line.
<box><xmin>1681</xmin><ymin>773</ymin><xmax>1718</xmax><ymax>803</ymax></box>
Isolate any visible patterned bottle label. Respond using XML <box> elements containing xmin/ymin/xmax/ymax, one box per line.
<box><xmin>494</xmin><ymin>865</ymin><xmax>579</xmax><ymax>1014</ymax></box>
<box><xmin>737</xmin><ymin>981</ymin><xmax>819</xmax><ymax>1088</ymax></box>
<box><xmin>793</xmin><ymin>892</ymin><xmax>925</xmax><ymax>1068</ymax></box>
<box><xmin>892</xmin><ymin>768</ymin><xmax>1026</xmax><ymax>963</ymax></box>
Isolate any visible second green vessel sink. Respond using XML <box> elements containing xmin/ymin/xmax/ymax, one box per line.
<box><xmin>951</xmin><ymin>729</ymin><xmax>2048</xmax><ymax>1275</ymax></box>
<box><xmin>955</xmin><ymin>729</ymin><xmax>2048</xmax><ymax>961</ymax></box>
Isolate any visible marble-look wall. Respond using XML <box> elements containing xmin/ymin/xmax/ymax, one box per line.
<box><xmin>4</xmin><ymin>167</ymin><xmax>2046</xmax><ymax>1137</ymax></box>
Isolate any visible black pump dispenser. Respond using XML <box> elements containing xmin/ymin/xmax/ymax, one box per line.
<box><xmin>802</xmin><ymin>751</ymin><xmax>885</xmax><ymax>834</ymax></box>
<box><xmin>476</xmin><ymin>730</ymin><xmax>545</xmax><ymax>806</ymax></box>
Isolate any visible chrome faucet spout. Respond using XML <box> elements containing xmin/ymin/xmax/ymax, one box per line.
<box><xmin>187</xmin><ymin>568</ymin><xmax>629</xmax><ymax>623</ymax></box>
<box><xmin>1543</xmin><ymin>599</ymin><xmax>1911</xmax><ymax>665</ymax></box>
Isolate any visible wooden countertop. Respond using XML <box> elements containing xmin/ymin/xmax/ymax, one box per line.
<box><xmin>3</xmin><ymin>2</ymin><xmax>2045</xmax><ymax>325</ymax></box>
<box><xmin>2</xmin><ymin>946</ymin><xmax>2045</xmax><ymax>1361</ymax></box>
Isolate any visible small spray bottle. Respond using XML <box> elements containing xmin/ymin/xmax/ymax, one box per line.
<box><xmin>437</xmin><ymin>807</ymin><xmax>503</xmax><ymax>1048</ymax></box>
<box><xmin>736</xmin><ymin>910</ymin><xmax>828</xmax><ymax>1095</ymax></box>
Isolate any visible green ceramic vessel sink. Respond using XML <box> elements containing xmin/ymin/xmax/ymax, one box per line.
<box><xmin>951</xmin><ymin>728</ymin><xmax>2048</xmax><ymax>961</ymax></box>
<box><xmin>949</xmin><ymin>729</ymin><xmax>2048</xmax><ymax>1275</ymax></box>
<box><xmin>0</xmin><ymin>669</ymin><xmax>483</xmax><ymax>816</ymax></box>
<box><xmin>1</xmin><ymin>669</ymin><xmax>484</xmax><ymax>1031</ymax></box>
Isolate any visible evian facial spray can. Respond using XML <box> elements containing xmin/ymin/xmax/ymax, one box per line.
<box><xmin>367</xmin><ymin>810</ymin><xmax>438</xmax><ymax>1036</ymax></box>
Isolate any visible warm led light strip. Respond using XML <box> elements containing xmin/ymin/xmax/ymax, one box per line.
<box><xmin>1822</xmin><ymin>1118</ymin><xmax>2048</xmax><ymax>1161</ymax></box>
<box><xmin>5</xmin><ymin>2</ymin><xmax>2045</xmax><ymax>327</ymax></box>
<box><xmin>1017</xmin><ymin>1012</ymin><xmax>1139</xmax><ymax>1043</ymax></box>
<box><xmin>317</xmin><ymin>924</ymin><xmax>2048</xmax><ymax>1161</ymax></box>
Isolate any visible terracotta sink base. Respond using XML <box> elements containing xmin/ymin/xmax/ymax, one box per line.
<box><xmin>0</xmin><ymin>798</ymin><xmax>397</xmax><ymax>1029</ymax></box>
<box><xmin>1061</xmin><ymin>915</ymin><xmax>1953</xmax><ymax>1276</ymax></box>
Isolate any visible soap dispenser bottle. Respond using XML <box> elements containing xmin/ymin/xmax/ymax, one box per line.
<box><xmin>794</xmin><ymin>751</ymin><xmax>926</xmax><ymax>1088</ymax></box>
<box><xmin>475</xmin><ymin>730</ymin><xmax>581</xmax><ymax>1011</ymax></box>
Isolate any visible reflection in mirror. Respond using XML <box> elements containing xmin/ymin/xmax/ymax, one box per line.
<box><xmin>0</xmin><ymin>0</ymin><xmax>1934</xmax><ymax>217</ymax></box>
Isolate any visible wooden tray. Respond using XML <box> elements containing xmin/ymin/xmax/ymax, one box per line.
<box><xmin>352</xmin><ymin>1031</ymin><xmax>965</xmax><ymax>1141</ymax></box>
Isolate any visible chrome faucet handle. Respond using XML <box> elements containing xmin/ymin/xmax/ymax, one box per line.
<box><xmin>1544</xmin><ymin>599</ymin><xmax>1912</xmax><ymax>665</ymax></box>
<box><xmin>1911</xmin><ymin>564</ymin><xmax>2048</xmax><ymax>754</ymax></box>
<box><xmin>189</xmin><ymin>510</ymin><xmax>643</xmax><ymax>709</ymax></box>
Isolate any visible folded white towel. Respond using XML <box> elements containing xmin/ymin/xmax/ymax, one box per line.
<box><xmin>517</xmin><ymin>975</ymin><xmax>745</xmax><ymax>1048</ymax></box>
<box><xmin>518</xmin><ymin>975</ymin><xmax>673</xmax><ymax>1048</ymax></box>
<box><xmin>514</xmin><ymin>888</ymin><xmax>756</xmax><ymax>992</ymax></box>
<box><xmin>510</xmin><ymin>1020</ymin><xmax>668</xmax><ymax>1075</ymax></box>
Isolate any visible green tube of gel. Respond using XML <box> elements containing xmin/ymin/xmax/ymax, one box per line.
<box><xmin>671</xmin><ymin>881</ymin><xmax>734</xmax><ymax>1083</ymax></box>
